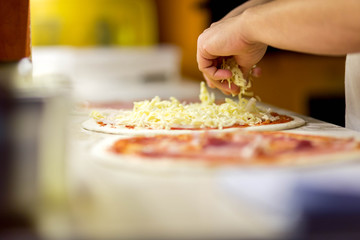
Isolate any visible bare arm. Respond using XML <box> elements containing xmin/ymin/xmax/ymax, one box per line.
<box><xmin>242</xmin><ymin>0</ymin><xmax>360</xmax><ymax>55</ymax></box>
<box><xmin>221</xmin><ymin>0</ymin><xmax>272</xmax><ymax>20</ymax></box>
<box><xmin>197</xmin><ymin>0</ymin><xmax>360</xmax><ymax>94</ymax></box>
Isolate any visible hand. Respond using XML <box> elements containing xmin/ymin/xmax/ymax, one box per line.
<box><xmin>197</xmin><ymin>15</ymin><xmax>267</xmax><ymax>95</ymax></box>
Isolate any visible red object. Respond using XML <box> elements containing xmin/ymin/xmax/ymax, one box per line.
<box><xmin>0</xmin><ymin>0</ymin><xmax>31</xmax><ymax>61</ymax></box>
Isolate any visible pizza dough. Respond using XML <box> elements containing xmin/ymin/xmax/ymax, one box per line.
<box><xmin>81</xmin><ymin>81</ymin><xmax>306</xmax><ymax>134</ymax></box>
<box><xmin>82</xmin><ymin>114</ymin><xmax>305</xmax><ymax>135</ymax></box>
<box><xmin>82</xmin><ymin>80</ymin><xmax>309</xmax><ymax>134</ymax></box>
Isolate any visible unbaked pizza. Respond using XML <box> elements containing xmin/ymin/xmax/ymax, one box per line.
<box><xmin>91</xmin><ymin>131</ymin><xmax>360</xmax><ymax>172</ymax></box>
<box><xmin>82</xmin><ymin>82</ymin><xmax>305</xmax><ymax>135</ymax></box>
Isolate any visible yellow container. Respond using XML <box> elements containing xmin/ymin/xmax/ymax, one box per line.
<box><xmin>31</xmin><ymin>0</ymin><xmax>158</xmax><ymax>46</ymax></box>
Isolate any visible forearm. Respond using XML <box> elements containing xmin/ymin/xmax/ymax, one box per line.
<box><xmin>240</xmin><ymin>0</ymin><xmax>360</xmax><ymax>55</ymax></box>
<box><xmin>222</xmin><ymin>0</ymin><xmax>273</xmax><ymax>20</ymax></box>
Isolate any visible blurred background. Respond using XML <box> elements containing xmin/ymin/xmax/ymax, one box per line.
<box><xmin>30</xmin><ymin>0</ymin><xmax>346</xmax><ymax>125</ymax></box>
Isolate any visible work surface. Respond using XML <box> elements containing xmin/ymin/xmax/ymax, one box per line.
<box><xmin>60</xmin><ymin>103</ymin><xmax>360</xmax><ymax>240</ymax></box>
<box><xmin>29</xmin><ymin>48</ymin><xmax>358</xmax><ymax>239</ymax></box>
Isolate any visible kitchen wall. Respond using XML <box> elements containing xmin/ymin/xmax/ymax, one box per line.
<box><xmin>31</xmin><ymin>0</ymin><xmax>158</xmax><ymax>46</ymax></box>
<box><xmin>154</xmin><ymin>0</ymin><xmax>210</xmax><ymax>81</ymax></box>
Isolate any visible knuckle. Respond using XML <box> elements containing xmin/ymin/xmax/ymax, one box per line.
<box><xmin>197</xmin><ymin>33</ymin><xmax>205</xmax><ymax>47</ymax></box>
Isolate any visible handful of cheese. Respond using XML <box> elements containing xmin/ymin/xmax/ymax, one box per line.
<box><xmin>221</xmin><ymin>57</ymin><xmax>253</xmax><ymax>97</ymax></box>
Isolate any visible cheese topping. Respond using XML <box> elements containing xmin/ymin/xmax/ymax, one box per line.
<box><xmin>90</xmin><ymin>82</ymin><xmax>278</xmax><ymax>130</ymax></box>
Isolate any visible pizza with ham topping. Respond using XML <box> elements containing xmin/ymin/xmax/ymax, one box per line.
<box><xmin>92</xmin><ymin>131</ymin><xmax>360</xmax><ymax>171</ymax></box>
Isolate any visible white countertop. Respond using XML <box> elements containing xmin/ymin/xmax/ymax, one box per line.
<box><xmin>57</xmin><ymin>98</ymin><xmax>360</xmax><ymax>240</ymax></box>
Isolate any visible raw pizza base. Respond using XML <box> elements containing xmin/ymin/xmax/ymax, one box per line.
<box><xmin>82</xmin><ymin>115</ymin><xmax>306</xmax><ymax>136</ymax></box>
<box><xmin>90</xmin><ymin>135</ymin><xmax>360</xmax><ymax>174</ymax></box>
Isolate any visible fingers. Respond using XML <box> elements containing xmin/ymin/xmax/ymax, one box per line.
<box><xmin>198</xmin><ymin>51</ymin><xmax>261</xmax><ymax>96</ymax></box>
<box><xmin>197</xmin><ymin>24</ymin><xmax>264</xmax><ymax>96</ymax></box>
<box><xmin>251</xmin><ymin>66</ymin><xmax>262</xmax><ymax>78</ymax></box>
<box><xmin>204</xmin><ymin>65</ymin><xmax>262</xmax><ymax>97</ymax></box>
<box><xmin>197</xmin><ymin>35</ymin><xmax>234</xmax><ymax>94</ymax></box>
<box><xmin>238</xmin><ymin>65</ymin><xmax>261</xmax><ymax>80</ymax></box>
<box><xmin>203</xmin><ymin>73</ymin><xmax>241</xmax><ymax>96</ymax></box>
<box><xmin>210</xmin><ymin>67</ymin><xmax>233</xmax><ymax>81</ymax></box>
<box><xmin>197</xmin><ymin>37</ymin><xmax>232</xmax><ymax>80</ymax></box>
<box><xmin>203</xmin><ymin>74</ymin><xmax>215</xmax><ymax>88</ymax></box>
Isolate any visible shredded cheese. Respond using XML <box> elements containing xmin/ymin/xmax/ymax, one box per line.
<box><xmin>221</xmin><ymin>57</ymin><xmax>253</xmax><ymax>97</ymax></box>
<box><xmin>90</xmin><ymin>111</ymin><xmax>105</xmax><ymax>120</ymax></box>
<box><xmin>90</xmin><ymin>82</ymin><xmax>278</xmax><ymax>130</ymax></box>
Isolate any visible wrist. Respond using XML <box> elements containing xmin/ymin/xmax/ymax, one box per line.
<box><xmin>237</xmin><ymin>7</ymin><xmax>259</xmax><ymax>45</ymax></box>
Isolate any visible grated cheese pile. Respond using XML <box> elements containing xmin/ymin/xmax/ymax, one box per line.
<box><xmin>90</xmin><ymin>82</ymin><xmax>278</xmax><ymax>130</ymax></box>
<box><xmin>221</xmin><ymin>57</ymin><xmax>253</xmax><ymax>97</ymax></box>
